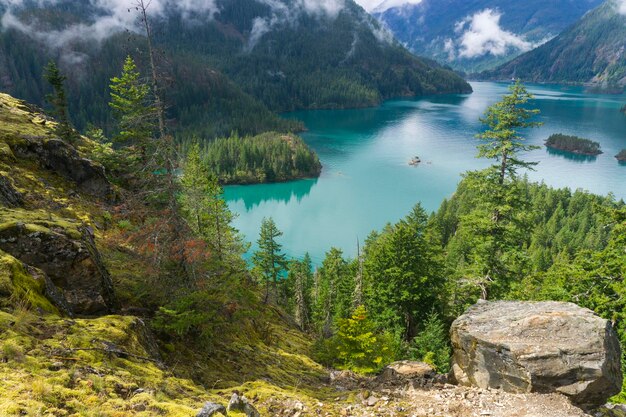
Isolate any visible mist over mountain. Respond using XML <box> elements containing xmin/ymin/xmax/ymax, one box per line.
<box><xmin>373</xmin><ymin>0</ymin><xmax>603</xmax><ymax>73</ymax></box>
<box><xmin>0</xmin><ymin>0</ymin><xmax>470</xmax><ymax>139</ymax></box>
<box><xmin>481</xmin><ymin>0</ymin><xmax>626</xmax><ymax>90</ymax></box>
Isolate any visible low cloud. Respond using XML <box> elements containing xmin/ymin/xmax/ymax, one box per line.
<box><xmin>451</xmin><ymin>9</ymin><xmax>536</xmax><ymax>59</ymax></box>
<box><xmin>0</xmin><ymin>0</ymin><xmax>347</xmax><ymax>55</ymax></box>
<box><xmin>360</xmin><ymin>0</ymin><xmax>422</xmax><ymax>13</ymax></box>
<box><xmin>0</xmin><ymin>0</ymin><xmax>219</xmax><ymax>51</ymax></box>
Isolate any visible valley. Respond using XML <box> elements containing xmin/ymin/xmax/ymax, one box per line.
<box><xmin>0</xmin><ymin>1</ymin><xmax>625</xmax><ymax>416</ymax></box>
<box><xmin>226</xmin><ymin>82</ymin><xmax>626</xmax><ymax>263</ymax></box>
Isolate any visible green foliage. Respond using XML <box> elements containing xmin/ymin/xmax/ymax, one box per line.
<box><xmin>363</xmin><ymin>204</ymin><xmax>445</xmax><ymax>341</ymax></box>
<box><xmin>446</xmin><ymin>82</ymin><xmax>542</xmax><ymax>301</ymax></box>
<box><xmin>311</xmin><ymin>248</ymin><xmax>355</xmax><ymax>336</ymax></box>
<box><xmin>286</xmin><ymin>255</ymin><xmax>314</xmax><ymax>331</ymax></box>
<box><xmin>315</xmin><ymin>306</ymin><xmax>395</xmax><ymax>374</ymax></box>
<box><xmin>43</xmin><ymin>60</ymin><xmax>77</xmax><ymax>143</ymax></box>
<box><xmin>476</xmin><ymin>81</ymin><xmax>542</xmax><ymax>183</ymax></box>
<box><xmin>109</xmin><ymin>56</ymin><xmax>155</xmax><ymax>162</ymax></box>
<box><xmin>434</xmin><ymin>176</ymin><xmax>619</xmax><ymax>315</ymax></box>
<box><xmin>153</xmin><ymin>291</ymin><xmax>224</xmax><ymax>341</ymax></box>
<box><xmin>545</xmin><ymin>133</ymin><xmax>602</xmax><ymax>155</ymax></box>
<box><xmin>253</xmin><ymin>218</ymin><xmax>288</xmax><ymax>304</ymax></box>
<box><xmin>180</xmin><ymin>144</ymin><xmax>246</xmax><ymax>265</ymax></box>
<box><xmin>200</xmin><ymin>132</ymin><xmax>321</xmax><ymax>184</ymax></box>
<box><xmin>407</xmin><ymin>312</ymin><xmax>451</xmax><ymax>373</ymax></box>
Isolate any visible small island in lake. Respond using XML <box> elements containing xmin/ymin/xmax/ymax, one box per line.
<box><xmin>203</xmin><ymin>132</ymin><xmax>322</xmax><ymax>184</ymax></box>
<box><xmin>616</xmin><ymin>149</ymin><xmax>626</xmax><ymax>163</ymax></box>
<box><xmin>545</xmin><ymin>133</ymin><xmax>602</xmax><ymax>156</ymax></box>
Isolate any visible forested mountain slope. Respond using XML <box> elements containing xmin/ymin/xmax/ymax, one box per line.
<box><xmin>481</xmin><ymin>0</ymin><xmax>626</xmax><ymax>89</ymax></box>
<box><xmin>373</xmin><ymin>0</ymin><xmax>602</xmax><ymax>73</ymax></box>
<box><xmin>0</xmin><ymin>0</ymin><xmax>471</xmax><ymax>139</ymax></box>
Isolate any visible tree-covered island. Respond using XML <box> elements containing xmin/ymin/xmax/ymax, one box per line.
<box><xmin>545</xmin><ymin>133</ymin><xmax>602</xmax><ymax>156</ymax></box>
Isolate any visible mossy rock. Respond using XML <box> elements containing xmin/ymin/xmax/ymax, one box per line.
<box><xmin>0</xmin><ymin>142</ymin><xmax>15</xmax><ymax>161</ymax></box>
<box><xmin>0</xmin><ymin>249</ymin><xmax>59</xmax><ymax>314</ymax></box>
<box><xmin>0</xmin><ymin>208</ymin><xmax>116</xmax><ymax>315</ymax></box>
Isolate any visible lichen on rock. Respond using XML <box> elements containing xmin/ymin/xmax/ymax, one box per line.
<box><xmin>450</xmin><ymin>300</ymin><xmax>622</xmax><ymax>408</ymax></box>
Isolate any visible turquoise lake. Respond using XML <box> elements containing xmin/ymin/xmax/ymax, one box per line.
<box><xmin>224</xmin><ymin>82</ymin><xmax>626</xmax><ymax>265</ymax></box>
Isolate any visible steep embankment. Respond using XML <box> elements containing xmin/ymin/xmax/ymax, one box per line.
<box><xmin>0</xmin><ymin>92</ymin><xmax>329</xmax><ymax>416</ymax></box>
<box><xmin>481</xmin><ymin>0</ymin><xmax>626</xmax><ymax>88</ymax></box>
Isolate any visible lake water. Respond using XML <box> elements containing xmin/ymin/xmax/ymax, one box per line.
<box><xmin>224</xmin><ymin>82</ymin><xmax>626</xmax><ymax>265</ymax></box>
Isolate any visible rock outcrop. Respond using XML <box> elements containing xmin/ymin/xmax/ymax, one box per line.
<box><xmin>196</xmin><ymin>402</ymin><xmax>227</xmax><ymax>417</ymax></box>
<box><xmin>228</xmin><ymin>392</ymin><xmax>260</xmax><ymax>417</ymax></box>
<box><xmin>0</xmin><ymin>174</ymin><xmax>23</xmax><ymax>207</ymax></box>
<box><xmin>378</xmin><ymin>361</ymin><xmax>436</xmax><ymax>383</ymax></box>
<box><xmin>11</xmin><ymin>136</ymin><xmax>113</xmax><ymax>200</ymax></box>
<box><xmin>0</xmin><ymin>211</ymin><xmax>117</xmax><ymax>315</ymax></box>
<box><xmin>450</xmin><ymin>300</ymin><xmax>622</xmax><ymax>408</ymax></box>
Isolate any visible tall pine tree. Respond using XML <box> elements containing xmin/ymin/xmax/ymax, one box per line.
<box><xmin>109</xmin><ymin>55</ymin><xmax>154</xmax><ymax>163</ymax></box>
<box><xmin>43</xmin><ymin>61</ymin><xmax>77</xmax><ymax>143</ymax></box>
<box><xmin>253</xmin><ymin>218</ymin><xmax>287</xmax><ymax>304</ymax></box>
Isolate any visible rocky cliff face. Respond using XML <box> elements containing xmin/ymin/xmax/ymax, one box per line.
<box><xmin>450</xmin><ymin>300</ymin><xmax>622</xmax><ymax>408</ymax></box>
<box><xmin>0</xmin><ymin>93</ymin><xmax>117</xmax><ymax>316</ymax></box>
<box><xmin>0</xmin><ymin>210</ymin><xmax>116</xmax><ymax>315</ymax></box>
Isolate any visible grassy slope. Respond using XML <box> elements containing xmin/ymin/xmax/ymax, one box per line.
<box><xmin>0</xmin><ymin>93</ymin><xmax>342</xmax><ymax>416</ymax></box>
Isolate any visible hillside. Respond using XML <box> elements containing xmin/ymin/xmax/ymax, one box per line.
<box><xmin>0</xmin><ymin>85</ymin><xmax>609</xmax><ymax>416</ymax></box>
<box><xmin>481</xmin><ymin>0</ymin><xmax>626</xmax><ymax>89</ymax></box>
<box><xmin>373</xmin><ymin>0</ymin><xmax>602</xmax><ymax>73</ymax></box>
<box><xmin>0</xmin><ymin>0</ymin><xmax>471</xmax><ymax>140</ymax></box>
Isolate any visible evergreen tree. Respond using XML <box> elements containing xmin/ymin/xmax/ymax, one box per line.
<box><xmin>311</xmin><ymin>248</ymin><xmax>354</xmax><ymax>336</ymax></box>
<box><xmin>180</xmin><ymin>144</ymin><xmax>245</xmax><ymax>264</ymax></box>
<box><xmin>477</xmin><ymin>80</ymin><xmax>542</xmax><ymax>186</ymax></box>
<box><xmin>109</xmin><ymin>55</ymin><xmax>153</xmax><ymax>162</ymax></box>
<box><xmin>43</xmin><ymin>61</ymin><xmax>77</xmax><ymax>143</ymax></box>
<box><xmin>287</xmin><ymin>254</ymin><xmax>314</xmax><ymax>330</ymax></box>
<box><xmin>252</xmin><ymin>218</ymin><xmax>287</xmax><ymax>303</ymax></box>
<box><xmin>456</xmin><ymin>81</ymin><xmax>542</xmax><ymax>300</ymax></box>
<box><xmin>363</xmin><ymin>204</ymin><xmax>444</xmax><ymax>341</ymax></box>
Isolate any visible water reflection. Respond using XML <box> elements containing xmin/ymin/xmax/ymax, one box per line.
<box><xmin>223</xmin><ymin>178</ymin><xmax>317</xmax><ymax>211</ymax></box>
<box><xmin>546</xmin><ymin>147</ymin><xmax>599</xmax><ymax>163</ymax></box>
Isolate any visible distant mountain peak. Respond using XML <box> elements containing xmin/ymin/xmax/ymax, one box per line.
<box><xmin>373</xmin><ymin>0</ymin><xmax>604</xmax><ymax>73</ymax></box>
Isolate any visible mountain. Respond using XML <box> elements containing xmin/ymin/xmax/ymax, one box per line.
<box><xmin>373</xmin><ymin>0</ymin><xmax>603</xmax><ymax>73</ymax></box>
<box><xmin>481</xmin><ymin>0</ymin><xmax>626</xmax><ymax>89</ymax></box>
<box><xmin>0</xmin><ymin>0</ymin><xmax>471</xmax><ymax>140</ymax></box>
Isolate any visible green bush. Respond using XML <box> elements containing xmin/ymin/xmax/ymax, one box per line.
<box><xmin>314</xmin><ymin>306</ymin><xmax>395</xmax><ymax>374</ymax></box>
<box><xmin>407</xmin><ymin>312</ymin><xmax>451</xmax><ymax>373</ymax></box>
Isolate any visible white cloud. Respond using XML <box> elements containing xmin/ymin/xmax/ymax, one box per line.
<box><xmin>0</xmin><ymin>0</ymin><xmax>350</xmax><ymax>55</ymax></box>
<box><xmin>618</xmin><ymin>0</ymin><xmax>626</xmax><ymax>15</ymax></box>
<box><xmin>0</xmin><ymin>0</ymin><xmax>220</xmax><ymax>50</ymax></box>
<box><xmin>360</xmin><ymin>0</ymin><xmax>422</xmax><ymax>13</ymax></box>
<box><xmin>454</xmin><ymin>9</ymin><xmax>534</xmax><ymax>59</ymax></box>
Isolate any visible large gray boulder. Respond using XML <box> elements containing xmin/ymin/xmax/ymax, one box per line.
<box><xmin>450</xmin><ymin>300</ymin><xmax>622</xmax><ymax>408</ymax></box>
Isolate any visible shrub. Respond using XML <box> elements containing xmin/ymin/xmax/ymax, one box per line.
<box><xmin>314</xmin><ymin>306</ymin><xmax>395</xmax><ymax>374</ymax></box>
<box><xmin>408</xmin><ymin>312</ymin><xmax>451</xmax><ymax>373</ymax></box>
<box><xmin>1</xmin><ymin>339</ymin><xmax>25</xmax><ymax>362</ymax></box>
